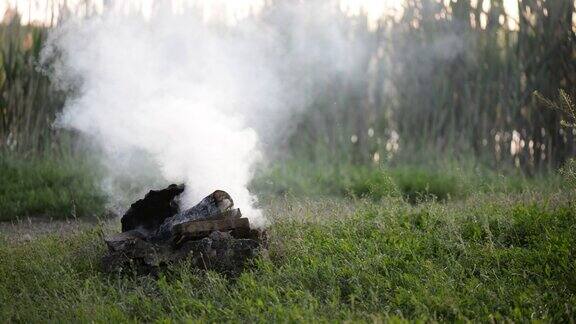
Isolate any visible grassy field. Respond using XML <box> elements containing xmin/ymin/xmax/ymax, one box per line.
<box><xmin>0</xmin><ymin>153</ymin><xmax>560</xmax><ymax>222</ymax></box>
<box><xmin>0</xmin><ymin>155</ymin><xmax>574</xmax><ymax>321</ymax></box>
<box><xmin>252</xmin><ymin>158</ymin><xmax>562</xmax><ymax>203</ymax></box>
<box><xmin>0</xmin><ymin>183</ymin><xmax>574</xmax><ymax>321</ymax></box>
<box><xmin>0</xmin><ymin>0</ymin><xmax>574</xmax><ymax>321</ymax></box>
<box><xmin>0</xmin><ymin>155</ymin><xmax>106</xmax><ymax>221</ymax></box>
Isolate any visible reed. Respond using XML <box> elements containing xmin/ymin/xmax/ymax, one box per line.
<box><xmin>282</xmin><ymin>0</ymin><xmax>576</xmax><ymax>172</ymax></box>
<box><xmin>1</xmin><ymin>1</ymin><xmax>574</xmax><ymax>172</ymax></box>
<box><xmin>0</xmin><ymin>14</ymin><xmax>70</xmax><ymax>156</ymax></box>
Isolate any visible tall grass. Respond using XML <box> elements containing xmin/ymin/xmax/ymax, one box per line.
<box><xmin>271</xmin><ymin>0</ymin><xmax>576</xmax><ymax>172</ymax></box>
<box><xmin>0</xmin><ymin>15</ymin><xmax>70</xmax><ymax>156</ymax></box>
<box><xmin>0</xmin><ymin>1</ymin><xmax>573</xmax><ymax>221</ymax></box>
<box><xmin>1</xmin><ymin>1</ymin><xmax>574</xmax><ymax>169</ymax></box>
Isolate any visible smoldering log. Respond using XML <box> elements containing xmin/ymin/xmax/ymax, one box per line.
<box><xmin>155</xmin><ymin>189</ymin><xmax>236</xmax><ymax>240</ymax></box>
<box><xmin>120</xmin><ymin>184</ymin><xmax>185</xmax><ymax>235</ymax></box>
<box><xmin>102</xmin><ymin>184</ymin><xmax>266</xmax><ymax>275</ymax></box>
<box><xmin>102</xmin><ymin>229</ymin><xmax>263</xmax><ymax>275</ymax></box>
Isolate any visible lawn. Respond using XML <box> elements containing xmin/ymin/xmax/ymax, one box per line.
<box><xmin>1</xmin><ymin>190</ymin><xmax>574</xmax><ymax>322</ymax></box>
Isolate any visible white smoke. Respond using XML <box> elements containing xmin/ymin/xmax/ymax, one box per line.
<box><xmin>42</xmin><ymin>1</ymin><xmax>359</xmax><ymax>228</ymax></box>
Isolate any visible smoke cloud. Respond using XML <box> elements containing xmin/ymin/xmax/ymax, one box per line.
<box><xmin>42</xmin><ymin>1</ymin><xmax>359</xmax><ymax>228</ymax></box>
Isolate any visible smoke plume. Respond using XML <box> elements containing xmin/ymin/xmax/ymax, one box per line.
<box><xmin>42</xmin><ymin>1</ymin><xmax>358</xmax><ymax>227</ymax></box>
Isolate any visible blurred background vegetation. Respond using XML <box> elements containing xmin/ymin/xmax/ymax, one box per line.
<box><xmin>0</xmin><ymin>0</ymin><xmax>574</xmax><ymax>219</ymax></box>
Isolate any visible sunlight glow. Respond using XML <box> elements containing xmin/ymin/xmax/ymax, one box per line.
<box><xmin>340</xmin><ymin>0</ymin><xmax>404</xmax><ymax>27</ymax></box>
<box><xmin>0</xmin><ymin>0</ymin><xmax>266</xmax><ymax>25</ymax></box>
<box><xmin>0</xmin><ymin>0</ymin><xmax>521</xmax><ymax>28</ymax></box>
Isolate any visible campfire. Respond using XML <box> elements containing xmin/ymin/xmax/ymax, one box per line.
<box><xmin>102</xmin><ymin>184</ymin><xmax>266</xmax><ymax>275</ymax></box>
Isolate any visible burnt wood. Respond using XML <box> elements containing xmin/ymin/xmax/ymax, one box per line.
<box><xmin>102</xmin><ymin>230</ymin><xmax>261</xmax><ymax>275</ymax></box>
<box><xmin>155</xmin><ymin>190</ymin><xmax>235</xmax><ymax>239</ymax></box>
<box><xmin>105</xmin><ymin>189</ymin><xmax>266</xmax><ymax>275</ymax></box>
<box><xmin>172</xmin><ymin>215</ymin><xmax>249</xmax><ymax>244</ymax></box>
<box><xmin>120</xmin><ymin>184</ymin><xmax>184</xmax><ymax>234</ymax></box>
<box><xmin>103</xmin><ymin>217</ymin><xmax>264</xmax><ymax>275</ymax></box>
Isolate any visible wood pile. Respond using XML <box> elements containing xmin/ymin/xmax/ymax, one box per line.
<box><xmin>102</xmin><ymin>185</ymin><xmax>266</xmax><ymax>275</ymax></box>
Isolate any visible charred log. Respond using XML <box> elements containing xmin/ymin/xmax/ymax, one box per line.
<box><xmin>155</xmin><ymin>189</ymin><xmax>234</xmax><ymax>240</ymax></box>
<box><xmin>106</xmin><ymin>186</ymin><xmax>266</xmax><ymax>275</ymax></box>
<box><xmin>102</xmin><ymin>227</ymin><xmax>265</xmax><ymax>276</ymax></box>
<box><xmin>121</xmin><ymin>184</ymin><xmax>184</xmax><ymax>235</ymax></box>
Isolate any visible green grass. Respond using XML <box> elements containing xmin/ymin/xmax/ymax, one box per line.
<box><xmin>252</xmin><ymin>159</ymin><xmax>563</xmax><ymax>204</ymax></box>
<box><xmin>252</xmin><ymin>161</ymin><xmax>399</xmax><ymax>200</ymax></box>
<box><xmin>0</xmin><ymin>153</ymin><xmax>563</xmax><ymax>222</ymax></box>
<box><xmin>391</xmin><ymin>166</ymin><xmax>461</xmax><ymax>203</ymax></box>
<box><xmin>0</xmin><ymin>191</ymin><xmax>574</xmax><ymax>322</ymax></box>
<box><xmin>0</xmin><ymin>155</ymin><xmax>106</xmax><ymax>221</ymax></box>
<box><xmin>1</xmin><ymin>154</ymin><xmax>572</xmax><ymax>321</ymax></box>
